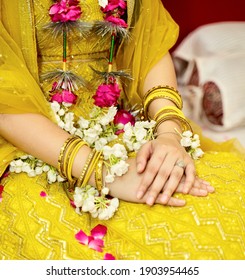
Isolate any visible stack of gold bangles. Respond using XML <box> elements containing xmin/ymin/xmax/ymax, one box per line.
<box><xmin>143</xmin><ymin>85</ymin><xmax>192</xmax><ymax>133</ymax></box>
<box><xmin>57</xmin><ymin>136</ymin><xmax>104</xmax><ymax>198</ymax></box>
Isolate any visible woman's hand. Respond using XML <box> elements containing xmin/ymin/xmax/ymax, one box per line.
<box><xmin>107</xmin><ymin>157</ymin><xmax>214</xmax><ymax>207</ymax></box>
<box><xmin>135</xmin><ymin>134</ymin><xmax>213</xmax><ymax>206</ymax></box>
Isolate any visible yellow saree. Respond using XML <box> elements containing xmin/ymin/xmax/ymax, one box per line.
<box><xmin>0</xmin><ymin>0</ymin><xmax>245</xmax><ymax>260</ymax></box>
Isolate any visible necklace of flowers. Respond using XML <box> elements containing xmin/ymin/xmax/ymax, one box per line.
<box><xmin>9</xmin><ymin>0</ymin><xmax>204</xmax><ymax>221</ymax></box>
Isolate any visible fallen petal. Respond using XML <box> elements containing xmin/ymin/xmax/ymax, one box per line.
<box><xmin>91</xmin><ymin>224</ymin><xmax>107</xmax><ymax>239</ymax></box>
<box><xmin>75</xmin><ymin>230</ymin><xmax>89</xmax><ymax>245</ymax></box>
<box><xmin>88</xmin><ymin>238</ymin><xmax>104</xmax><ymax>252</ymax></box>
<box><xmin>40</xmin><ymin>191</ymin><xmax>47</xmax><ymax>197</ymax></box>
<box><xmin>104</xmin><ymin>253</ymin><xmax>116</xmax><ymax>260</ymax></box>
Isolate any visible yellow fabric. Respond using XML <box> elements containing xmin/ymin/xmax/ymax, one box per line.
<box><xmin>117</xmin><ymin>0</ymin><xmax>179</xmax><ymax>105</ymax></box>
<box><xmin>0</xmin><ymin>0</ymin><xmax>245</xmax><ymax>260</ymax></box>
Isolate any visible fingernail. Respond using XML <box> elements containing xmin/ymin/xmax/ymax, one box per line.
<box><xmin>200</xmin><ymin>189</ymin><xmax>208</xmax><ymax>195</ymax></box>
<box><xmin>207</xmin><ymin>185</ymin><xmax>215</xmax><ymax>192</ymax></box>
<box><xmin>183</xmin><ymin>188</ymin><xmax>189</xmax><ymax>194</ymax></box>
<box><xmin>179</xmin><ymin>200</ymin><xmax>186</xmax><ymax>206</ymax></box>
<box><xmin>136</xmin><ymin>191</ymin><xmax>144</xmax><ymax>199</ymax></box>
<box><xmin>161</xmin><ymin>194</ymin><xmax>169</xmax><ymax>204</ymax></box>
<box><xmin>146</xmin><ymin>196</ymin><xmax>155</xmax><ymax>206</ymax></box>
<box><xmin>137</xmin><ymin>163</ymin><xmax>142</xmax><ymax>172</ymax></box>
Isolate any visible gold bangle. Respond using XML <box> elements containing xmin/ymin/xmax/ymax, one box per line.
<box><xmin>144</xmin><ymin>94</ymin><xmax>182</xmax><ymax>119</ymax></box>
<box><xmin>153</xmin><ymin>114</ymin><xmax>192</xmax><ymax>133</ymax></box>
<box><xmin>82</xmin><ymin>150</ymin><xmax>102</xmax><ymax>187</ymax></box>
<box><xmin>143</xmin><ymin>89</ymin><xmax>182</xmax><ymax>119</ymax></box>
<box><xmin>153</xmin><ymin>106</ymin><xmax>184</xmax><ymax>121</ymax></box>
<box><xmin>95</xmin><ymin>156</ymin><xmax>104</xmax><ymax>192</ymax></box>
<box><xmin>58</xmin><ymin>136</ymin><xmax>80</xmax><ymax>178</ymax></box>
<box><xmin>143</xmin><ymin>85</ymin><xmax>181</xmax><ymax>104</ymax></box>
<box><xmin>62</xmin><ymin>137</ymin><xmax>82</xmax><ymax>179</ymax></box>
<box><xmin>66</xmin><ymin>140</ymin><xmax>88</xmax><ymax>184</ymax></box>
<box><xmin>76</xmin><ymin>149</ymin><xmax>95</xmax><ymax>188</ymax></box>
<box><xmin>145</xmin><ymin>88</ymin><xmax>182</xmax><ymax>105</ymax></box>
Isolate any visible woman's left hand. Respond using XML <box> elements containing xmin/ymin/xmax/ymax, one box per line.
<box><xmin>135</xmin><ymin>134</ymin><xmax>197</xmax><ymax>206</ymax></box>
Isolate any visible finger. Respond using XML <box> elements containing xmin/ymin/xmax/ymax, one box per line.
<box><xmin>156</xmin><ymin>194</ymin><xmax>186</xmax><ymax>207</ymax></box>
<box><xmin>188</xmin><ymin>187</ymin><xmax>208</xmax><ymax>196</ymax></box>
<box><xmin>182</xmin><ymin>161</ymin><xmax>196</xmax><ymax>193</ymax></box>
<box><xmin>136</xmin><ymin>142</ymin><xmax>152</xmax><ymax>173</ymax></box>
<box><xmin>136</xmin><ymin>151</ymin><xmax>167</xmax><ymax>200</ymax></box>
<box><xmin>194</xmin><ymin>177</ymin><xmax>215</xmax><ymax>193</ymax></box>
<box><xmin>143</xmin><ymin>153</ymin><xmax>177</xmax><ymax>205</ymax></box>
<box><xmin>160</xmin><ymin>163</ymin><xmax>184</xmax><ymax>204</ymax></box>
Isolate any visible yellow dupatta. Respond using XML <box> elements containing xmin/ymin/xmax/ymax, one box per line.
<box><xmin>0</xmin><ymin>0</ymin><xmax>179</xmax><ymax>176</ymax></box>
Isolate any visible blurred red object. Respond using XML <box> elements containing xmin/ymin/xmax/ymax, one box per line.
<box><xmin>162</xmin><ymin>0</ymin><xmax>245</xmax><ymax>49</ymax></box>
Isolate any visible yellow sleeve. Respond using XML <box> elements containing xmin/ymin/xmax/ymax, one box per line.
<box><xmin>0</xmin><ymin>2</ymin><xmax>53</xmax><ymax>176</ymax></box>
<box><xmin>117</xmin><ymin>0</ymin><xmax>179</xmax><ymax>105</ymax></box>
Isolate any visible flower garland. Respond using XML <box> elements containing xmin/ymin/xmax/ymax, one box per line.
<box><xmin>9</xmin><ymin>0</ymin><xmax>204</xmax><ymax>221</ymax></box>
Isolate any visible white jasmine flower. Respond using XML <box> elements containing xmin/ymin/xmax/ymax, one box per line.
<box><xmin>93</xmin><ymin>123</ymin><xmax>103</xmax><ymax>133</ymax></box>
<box><xmin>135</xmin><ymin>127</ymin><xmax>147</xmax><ymax>141</ymax></box>
<box><xmin>35</xmin><ymin>166</ymin><xmax>43</xmax><ymax>175</ymax></box>
<box><xmin>105</xmin><ymin>173</ymin><xmax>115</xmax><ymax>183</ymax></box>
<box><xmin>83</xmin><ymin>128</ymin><xmax>100</xmax><ymax>145</ymax></box>
<box><xmin>180</xmin><ymin>137</ymin><xmax>192</xmax><ymax>147</ymax></box>
<box><xmin>94</xmin><ymin>137</ymin><xmax>107</xmax><ymax>151</ymax></box>
<box><xmin>57</xmin><ymin>175</ymin><xmax>66</xmax><ymax>182</ymax></box>
<box><xmin>123</xmin><ymin>123</ymin><xmax>133</xmax><ymax>138</ymax></box>
<box><xmin>58</xmin><ymin>120</ymin><xmax>65</xmax><ymax>129</ymax></box>
<box><xmin>28</xmin><ymin>170</ymin><xmax>36</xmax><ymax>177</ymax></box>
<box><xmin>101</xmin><ymin>187</ymin><xmax>110</xmax><ymax>195</ymax></box>
<box><xmin>102</xmin><ymin>145</ymin><xmax>113</xmax><ymax>160</ymax></box>
<box><xmin>182</xmin><ymin>130</ymin><xmax>193</xmax><ymax>138</ymax></box>
<box><xmin>20</xmin><ymin>155</ymin><xmax>28</xmax><ymax>160</ymax></box>
<box><xmin>50</xmin><ymin>101</ymin><xmax>60</xmax><ymax>113</ymax></box>
<box><xmin>110</xmin><ymin>197</ymin><xmax>119</xmax><ymax>209</ymax></box>
<box><xmin>132</xmin><ymin>142</ymin><xmax>142</xmax><ymax>151</ymax></box>
<box><xmin>77</xmin><ymin>117</ymin><xmax>90</xmax><ymax>129</ymax></box>
<box><xmin>98</xmin><ymin>0</ymin><xmax>108</xmax><ymax>8</ymax></box>
<box><xmin>42</xmin><ymin>165</ymin><xmax>50</xmax><ymax>172</ymax></box>
<box><xmin>47</xmin><ymin>169</ymin><xmax>57</xmax><ymax>183</ymax></box>
<box><xmin>82</xmin><ymin>198</ymin><xmax>95</xmax><ymax>212</ymax></box>
<box><xmin>73</xmin><ymin>194</ymin><xmax>84</xmax><ymax>208</ymax></box>
<box><xmin>74</xmin><ymin>129</ymin><xmax>84</xmax><ymax>138</ymax></box>
<box><xmin>9</xmin><ymin>166</ymin><xmax>15</xmax><ymax>172</ymax></box>
<box><xmin>22</xmin><ymin>163</ymin><xmax>32</xmax><ymax>173</ymax></box>
<box><xmin>111</xmin><ymin>160</ymin><xmax>129</xmax><ymax>176</ymax></box>
<box><xmin>14</xmin><ymin>159</ymin><xmax>24</xmax><ymax>167</ymax></box>
<box><xmin>28</xmin><ymin>155</ymin><xmax>35</xmax><ymax>160</ymax></box>
<box><xmin>15</xmin><ymin>167</ymin><xmax>23</xmax><ymax>174</ymax></box>
<box><xmin>191</xmin><ymin>140</ymin><xmax>200</xmax><ymax>149</ymax></box>
<box><xmin>62</xmin><ymin>102</ymin><xmax>72</xmax><ymax>107</ymax></box>
<box><xmin>112</xmin><ymin>144</ymin><xmax>128</xmax><ymax>160</ymax></box>
<box><xmin>192</xmin><ymin>148</ymin><xmax>204</xmax><ymax>160</ymax></box>
<box><xmin>58</xmin><ymin>108</ymin><xmax>66</xmax><ymax>116</ymax></box>
<box><xmin>99</xmin><ymin>106</ymin><xmax>117</xmax><ymax>126</ymax></box>
<box><xmin>98</xmin><ymin>208</ymin><xmax>110</xmax><ymax>220</ymax></box>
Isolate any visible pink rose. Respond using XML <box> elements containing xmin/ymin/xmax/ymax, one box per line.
<box><xmin>113</xmin><ymin>109</ymin><xmax>135</xmax><ymax>134</ymax></box>
<box><xmin>49</xmin><ymin>0</ymin><xmax>81</xmax><ymax>22</ymax></box>
<box><xmin>102</xmin><ymin>0</ymin><xmax>127</xmax><ymax>12</ymax></box>
<box><xmin>50</xmin><ymin>90</ymin><xmax>77</xmax><ymax>104</ymax></box>
<box><xmin>93</xmin><ymin>83</ymin><xmax>121</xmax><ymax>108</ymax></box>
<box><xmin>62</xmin><ymin>90</ymin><xmax>77</xmax><ymax>103</ymax></box>
<box><xmin>105</xmin><ymin>15</ymin><xmax>128</xmax><ymax>28</ymax></box>
<box><xmin>51</xmin><ymin>92</ymin><xmax>63</xmax><ymax>103</ymax></box>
